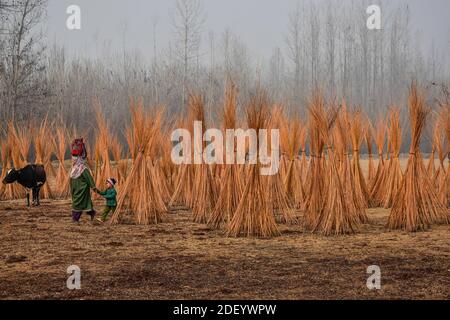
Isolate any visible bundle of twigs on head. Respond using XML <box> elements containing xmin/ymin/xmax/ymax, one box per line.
<box><xmin>282</xmin><ymin>114</ymin><xmax>305</xmax><ymax>208</ymax></box>
<box><xmin>227</xmin><ymin>89</ymin><xmax>279</xmax><ymax>238</ymax></box>
<box><xmin>349</xmin><ymin>110</ymin><xmax>372</xmax><ymax>208</ymax></box>
<box><xmin>370</xmin><ymin>118</ymin><xmax>387</xmax><ymax>203</ymax></box>
<box><xmin>188</xmin><ymin>94</ymin><xmax>218</xmax><ymax>224</ymax></box>
<box><xmin>380</xmin><ymin>107</ymin><xmax>403</xmax><ymax>208</ymax></box>
<box><xmin>109</xmin><ymin>100</ymin><xmax>168</xmax><ymax>225</ymax></box>
<box><xmin>34</xmin><ymin>118</ymin><xmax>55</xmax><ymax>199</ymax></box>
<box><xmin>388</xmin><ymin>83</ymin><xmax>449</xmax><ymax>231</ymax></box>
<box><xmin>308</xmin><ymin>98</ymin><xmax>360</xmax><ymax>235</ymax></box>
<box><xmin>267</xmin><ymin>104</ymin><xmax>295</xmax><ymax>224</ymax></box>
<box><xmin>53</xmin><ymin>125</ymin><xmax>70</xmax><ymax>199</ymax></box>
<box><xmin>208</xmin><ymin>82</ymin><xmax>243</xmax><ymax>229</ymax></box>
<box><xmin>335</xmin><ymin>108</ymin><xmax>368</xmax><ymax>224</ymax></box>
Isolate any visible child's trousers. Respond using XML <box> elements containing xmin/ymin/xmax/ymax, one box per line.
<box><xmin>102</xmin><ymin>206</ymin><xmax>116</xmax><ymax>221</ymax></box>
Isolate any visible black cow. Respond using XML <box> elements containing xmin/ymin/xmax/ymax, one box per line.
<box><xmin>2</xmin><ymin>164</ymin><xmax>47</xmax><ymax>206</ymax></box>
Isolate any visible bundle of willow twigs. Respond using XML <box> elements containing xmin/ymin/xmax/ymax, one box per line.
<box><xmin>387</xmin><ymin>83</ymin><xmax>449</xmax><ymax>231</ymax></box>
<box><xmin>34</xmin><ymin>118</ymin><xmax>54</xmax><ymax>199</ymax></box>
<box><xmin>109</xmin><ymin>100</ymin><xmax>168</xmax><ymax>225</ymax></box>
<box><xmin>380</xmin><ymin>107</ymin><xmax>403</xmax><ymax>208</ymax></box>
<box><xmin>370</xmin><ymin>118</ymin><xmax>387</xmax><ymax>204</ymax></box>
<box><xmin>282</xmin><ymin>114</ymin><xmax>305</xmax><ymax>208</ymax></box>
<box><xmin>188</xmin><ymin>94</ymin><xmax>218</xmax><ymax>224</ymax></box>
<box><xmin>349</xmin><ymin>110</ymin><xmax>372</xmax><ymax>208</ymax></box>
<box><xmin>308</xmin><ymin>99</ymin><xmax>359</xmax><ymax>235</ymax></box>
<box><xmin>93</xmin><ymin>105</ymin><xmax>114</xmax><ymax>188</ymax></box>
<box><xmin>336</xmin><ymin>107</ymin><xmax>368</xmax><ymax>224</ymax></box>
<box><xmin>208</xmin><ymin>82</ymin><xmax>243</xmax><ymax>229</ymax></box>
<box><xmin>433</xmin><ymin>110</ymin><xmax>448</xmax><ymax>206</ymax></box>
<box><xmin>365</xmin><ymin>119</ymin><xmax>376</xmax><ymax>186</ymax></box>
<box><xmin>303</xmin><ymin>93</ymin><xmax>327</xmax><ymax>228</ymax></box>
<box><xmin>267</xmin><ymin>105</ymin><xmax>295</xmax><ymax>223</ymax></box>
<box><xmin>227</xmin><ymin>90</ymin><xmax>279</xmax><ymax>237</ymax></box>
<box><xmin>53</xmin><ymin>125</ymin><xmax>70</xmax><ymax>199</ymax></box>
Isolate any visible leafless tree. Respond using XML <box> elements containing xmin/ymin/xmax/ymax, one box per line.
<box><xmin>0</xmin><ymin>0</ymin><xmax>48</xmax><ymax>121</ymax></box>
<box><xmin>171</xmin><ymin>0</ymin><xmax>205</xmax><ymax>105</ymax></box>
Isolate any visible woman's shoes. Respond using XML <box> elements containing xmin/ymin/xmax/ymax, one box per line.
<box><xmin>72</xmin><ymin>211</ymin><xmax>82</xmax><ymax>222</ymax></box>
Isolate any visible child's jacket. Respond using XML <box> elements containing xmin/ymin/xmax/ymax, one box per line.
<box><xmin>97</xmin><ymin>188</ymin><xmax>117</xmax><ymax>207</ymax></box>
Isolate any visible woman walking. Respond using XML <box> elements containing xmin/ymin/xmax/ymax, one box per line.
<box><xmin>70</xmin><ymin>138</ymin><xmax>97</xmax><ymax>222</ymax></box>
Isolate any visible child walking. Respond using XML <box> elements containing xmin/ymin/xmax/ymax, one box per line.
<box><xmin>95</xmin><ymin>178</ymin><xmax>117</xmax><ymax>222</ymax></box>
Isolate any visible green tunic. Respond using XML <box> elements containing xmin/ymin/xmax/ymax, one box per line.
<box><xmin>97</xmin><ymin>188</ymin><xmax>117</xmax><ymax>207</ymax></box>
<box><xmin>70</xmin><ymin>169</ymin><xmax>96</xmax><ymax>211</ymax></box>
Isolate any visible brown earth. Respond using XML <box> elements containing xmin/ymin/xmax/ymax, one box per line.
<box><xmin>0</xmin><ymin>200</ymin><xmax>449</xmax><ymax>300</ymax></box>
<box><xmin>0</xmin><ymin>158</ymin><xmax>449</xmax><ymax>300</ymax></box>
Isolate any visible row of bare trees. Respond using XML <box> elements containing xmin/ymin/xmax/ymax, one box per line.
<box><xmin>0</xmin><ymin>0</ymin><xmax>449</xmax><ymax>148</ymax></box>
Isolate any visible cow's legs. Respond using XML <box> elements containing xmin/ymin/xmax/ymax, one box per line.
<box><xmin>36</xmin><ymin>186</ymin><xmax>42</xmax><ymax>206</ymax></box>
<box><xmin>26</xmin><ymin>192</ymin><xmax>30</xmax><ymax>207</ymax></box>
<box><xmin>31</xmin><ymin>188</ymin><xmax>37</xmax><ymax>206</ymax></box>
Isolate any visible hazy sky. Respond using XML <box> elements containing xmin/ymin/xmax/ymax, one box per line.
<box><xmin>45</xmin><ymin>0</ymin><xmax>450</xmax><ymax>62</ymax></box>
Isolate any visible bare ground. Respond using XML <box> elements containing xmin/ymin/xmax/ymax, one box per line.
<box><xmin>0</xmin><ymin>198</ymin><xmax>449</xmax><ymax>300</ymax></box>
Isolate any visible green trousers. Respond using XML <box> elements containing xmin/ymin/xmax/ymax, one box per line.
<box><xmin>101</xmin><ymin>206</ymin><xmax>116</xmax><ymax>221</ymax></box>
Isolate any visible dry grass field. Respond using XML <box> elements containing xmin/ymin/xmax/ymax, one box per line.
<box><xmin>0</xmin><ymin>159</ymin><xmax>449</xmax><ymax>300</ymax></box>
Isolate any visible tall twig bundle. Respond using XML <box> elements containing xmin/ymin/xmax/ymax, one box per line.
<box><xmin>388</xmin><ymin>83</ymin><xmax>449</xmax><ymax>231</ymax></box>
<box><xmin>227</xmin><ymin>90</ymin><xmax>279</xmax><ymax>237</ymax></box>
<box><xmin>110</xmin><ymin>135</ymin><xmax>128</xmax><ymax>186</ymax></box>
<box><xmin>282</xmin><ymin>115</ymin><xmax>305</xmax><ymax>207</ymax></box>
<box><xmin>169</xmin><ymin>103</ymin><xmax>199</xmax><ymax>208</ymax></box>
<box><xmin>1</xmin><ymin>123</ymin><xmax>27</xmax><ymax>199</ymax></box>
<box><xmin>208</xmin><ymin>82</ymin><xmax>243</xmax><ymax>229</ymax></box>
<box><xmin>159</xmin><ymin>123</ymin><xmax>177</xmax><ymax>195</ymax></box>
<box><xmin>308</xmin><ymin>100</ymin><xmax>359</xmax><ymax>235</ymax></box>
<box><xmin>298</xmin><ymin>125</ymin><xmax>308</xmax><ymax>186</ymax></box>
<box><xmin>266</xmin><ymin>105</ymin><xmax>295</xmax><ymax>223</ymax></box>
<box><xmin>336</xmin><ymin>109</ymin><xmax>368</xmax><ymax>224</ymax></box>
<box><xmin>365</xmin><ymin>119</ymin><xmax>376</xmax><ymax>185</ymax></box>
<box><xmin>34</xmin><ymin>118</ymin><xmax>54</xmax><ymax>199</ymax></box>
<box><xmin>146</xmin><ymin>107</ymin><xmax>171</xmax><ymax>211</ymax></box>
<box><xmin>444</xmin><ymin>106</ymin><xmax>450</xmax><ymax>206</ymax></box>
<box><xmin>380</xmin><ymin>107</ymin><xmax>403</xmax><ymax>208</ymax></box>
<box><xmin>349</xmin><ymin>110</ymin><xmax>372</xmax><ymax>208</ymax></box>
<box><xmin>53</xmin><ymin>125</ymin><xmax>70</xmax><ymax>199</ymax></box>
<box><xmin>109</xmin><ymin>102</ymin><xmax>168</xmax><ymax>225</ymax></box>
<box><xmin>370</xmin><ymin>118</ymin><xmax>387</xmax><ymax>202</ymax></box>
<box><xmin>432</xmin><ymin>110</ymin><xmax>448</xmax><ymax>206</ymax></box>
<box><xmin>0</xmin><ymin>139</ymin><xmax>5</xmax><ymax>198</ymax></box>
<box><xmin>427</xmin><ymin>125</ymin><xmax>437</xmax><ymax>178</ymax></box>
<box><xmin>93</xmin><ymin>106</ymin><xmax>114</xmax><ymax>187</ymax></box>
<box><xmin>270</xmin><ymin>104</ymin><xmax>289</xmax><ymax>178</ymax></box>
<box><xmin>303</xmin><ymin>93</ymin><xmax>328</xmax><ymax>227</ymax></box>
<box><xmin>8</xmin><ymin>121</ymin><xmax>31</xmax><ymax>166</ymax></box>
<box><xmin>189</xmin><ymin>94</ymin><xmax>218</xmax><ymax>223</ymax></box>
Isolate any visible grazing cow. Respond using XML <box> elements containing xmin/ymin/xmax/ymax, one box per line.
<box><xmin>2</xmin><ymin>164</ymin><xmax>47</xmax><ymax>206</ymax></box>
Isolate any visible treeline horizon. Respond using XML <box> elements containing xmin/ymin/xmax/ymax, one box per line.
<box><xmin>1</xmin><ymin>0</ymin><xmax>449</xmax><ymax>154</ymax></box>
